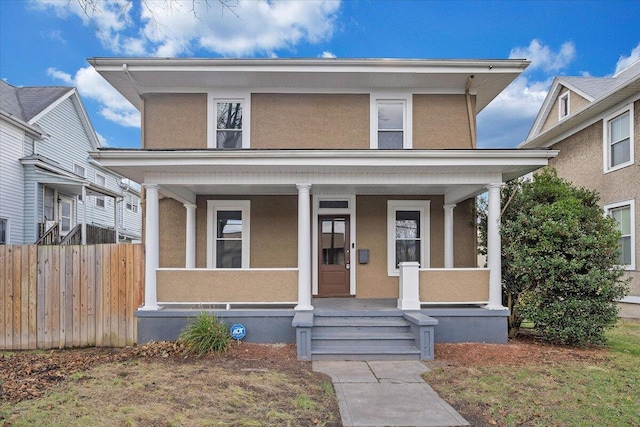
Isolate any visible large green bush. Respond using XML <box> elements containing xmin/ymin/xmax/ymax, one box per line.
<box><xmin>479</xmin><ymin>168</ymin><xmax>629</xmax><ymax>345</ymax></box>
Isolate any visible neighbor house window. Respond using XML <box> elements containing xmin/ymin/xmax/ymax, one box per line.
<box><xmin>95</xmin><ymin>174</ymin><xmax>106</xmax><ymax>208</ymax></box>
<box><xmin>559</xmin><ymin>92</ymin><xmax>570</xmax><ymax>119</ymax></box>
<box><xmin>387</xmin><ymin>200</ymin><xmax>429</xmax><ymax>275</ymax></box>
<box><xmin>370</xmin><ymin>94</ymin><xmax>412</xmax><ymax>149</ymax></box>
<box><xmin>43</xmin><ymin>186</ymin><xmax>55</xmax><ymax>222</ymax></box>
<box><xmin>125</xmin><ymin>194</ymin><xmax>138</xmax><ymax>213</ymax></box>
<box><xmin>604</xmin><ymin>105</ymin><xmax>634</xmax><ymax>171</ymax></box>
<box><xmin>207</xmin><ymin>200</ymin><xmax>250</xmax><ymax>268</ymax></box>
<box><xmin>605</xmin><ymin>200</ymin><xmax>635</xmax><ymax>270</ymax></box>
<box><xmin>208</xmin><ymin>93</ymin><xmax>250</xmax><ymax>149</ymax></box>
<box><xmin>0</xmin><ymin>218</ymin><xmax>8</xmax><ymax>244</ymax></box>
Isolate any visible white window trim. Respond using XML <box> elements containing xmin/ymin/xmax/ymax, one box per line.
<box><xmin>370</xmin><ymin>92</ymin><xmax>413</xmax><ymax>149</ymax></box>
<box><xmin>207</xmin><ymin>92</ymin><xmax>251</xmax><ymax>149</ymax></box>
<box><xmin>0</xmin><ymin>217</ymin><xmax>9</xmax><ymax>244</ymax></box>
<box><xmin>206</xmin><ymin>200</ymin><xmax>251</xmax><ymax>269</ymax></box>
<box><xmin>604</xmin><ymin>199</ymin><xmax>636</xmax><ymax>271</ymax></box>
<box><xmin>95</xmin><ymin>173</ymin><xmax>106</xmax><ymax>208</ymax></box>
<box><xmin>125</xmin><ymin>194</ymin><xmax>139</xmax><ymax>213</ymax></box>
<box><xmin>558</xmin><ymin>91</ymin><xmax>570</xmax><ymax>120</ymax></box>
<box><xmin>603</xmin><ymin>103</ymin><xmax>634</xmax><ymax>173</ymax></box>
<box><xmin>387</xmin><ymin>200</ymin><xmax>430</xmax><ymax>276</ymax></box>
<box><xmin>73</xmin><ymin>163</ymin><xmax>86</xmax><ymax>177</ymax></box>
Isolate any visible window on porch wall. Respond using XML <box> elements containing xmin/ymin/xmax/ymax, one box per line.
<box><xmin>387</xmin><ymin>200</ymin><xmax>429</xmax><ymax>275</ymax></box>
<box><xmin>207</xmin><ymin>200</ymin><xmax>250</xmax><ymax>269</ymax></box>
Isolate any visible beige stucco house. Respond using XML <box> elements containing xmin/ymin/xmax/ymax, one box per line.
<box><xmin>90</xmin><ymin>58</ymin><xmax>556</xmax><ymax>360</ymax></box>
<box><xmin>521</xmin><ymin>59</ymin><xmax>640</xmax><ymax>318</ymax></box>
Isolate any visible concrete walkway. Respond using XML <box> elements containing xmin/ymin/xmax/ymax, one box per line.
<box><xmin>313</xmin><ymin>360</ymin><xmax>469</xmax><ymax>427</ymax></box>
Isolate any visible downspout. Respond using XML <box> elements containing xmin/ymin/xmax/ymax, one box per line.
<box><xmin>465</xmin><ymin>75</ymin><xmax>476</xmax><ymax>148</ymax></box>
<box><xmin>123</xmin><ymin>63</ymin><xmax>144</xmax><ymax>149</ymax></box>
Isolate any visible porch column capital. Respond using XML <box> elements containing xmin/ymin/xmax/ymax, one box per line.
<box><xmin>184</xmin><ymin>203</ymin><xmax>197</xmax><ymax>269</ymax></box>
<box><xmin>295</xmin><ymin>183</ymin><xmax>313</xmax><ymax>311</ymax></box>
<box><xmin>485</xmin><ymin>182</ymin><xmax>504</xmax><ymax>310</ymax></box>
<box><xmin>443</xmin><ymin>204</ymin><xmax>455</xmax><ymax>269</ymax></box>
<box><xmin>486</xmin><ymin>182</ymin><xmax>504</xmax><ymax>190</ymax></box>
<box><xmin>140</xmin><ymin>183</ymin><xmax>161</xmax><ymax>310</ymax></box>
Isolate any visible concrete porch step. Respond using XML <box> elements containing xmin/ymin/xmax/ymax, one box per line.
<box><xmin>311</xmin><ymin>346</ymin><xmax>421</xmax><ymax>361</ymax></box>
<box><xmin>313</xmin><ymin>316</ymin><xmax>409</xmax><ymax>327</ymax></box>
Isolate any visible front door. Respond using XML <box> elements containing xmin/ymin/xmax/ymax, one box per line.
<box><xmin>58</xmin><ymin>196</ymin><xmax>74</xmax><ymax>236</ymax></box>
<box><xmin>318</xmin><ymin>215</ymin><xmax>351</xmax><ymax>297</ymax></box>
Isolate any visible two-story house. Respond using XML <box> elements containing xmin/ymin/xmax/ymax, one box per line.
<box><xmin>90</xmin><ymin>58</ymin><xmax>557</xmax><ymax>360</ymax></box>
<box><xmin>0</xmin><ymin>81</ymin><xmax>141</xmax><ymax>245</ymax></box>
<box><xmin>521</xmin><ymin>60</ymin><xmax>640</xmax><ymax>318</ymax></box>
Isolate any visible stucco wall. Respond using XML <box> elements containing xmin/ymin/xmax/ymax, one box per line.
<box><xmin>419</xmin><ymin>269</ymin><xmax>489</xmax><ymax>302</ymax></box>
<box><xmin>453</xmin><ymin>198</ymin><xmax>477</xmax><ymax>267</ymax></box>
<box><xmin>251</xmin><ymin>93</ymin><xmax>370</xmax><ymax>149</ymax></box>
<box><xmin>159</xmin><ymin>198</ymin><xmax>187</xmax><ymax>268</ymax></box>
<box><xmin>143</xmin><ymin>93</ymin><xmax>207</xmax><ymax>149</ymax></box>
<box><xmin>413</xmin><ymin>94</ymin><xmax>474</xmax><ymax>149</ymax></box>
<box><xmin>550</xmin><ymin>99</ymin><xmax>640</xmax><ymax>298</ymax></box>
<box><xmin>542</xmin><ymin>87</ymin><xmax>593</xmax><ymax>132</ymax></box>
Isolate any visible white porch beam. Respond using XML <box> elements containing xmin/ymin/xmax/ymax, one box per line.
<box><xmin>486</xmin><ymin>183</ymin><xmax>504</xmax><ymax>309</ymax></box>
<box><xmin>140</xmin><ymin>184</ymin><xmax>161</xmax><ymax>310</ymax></box>
<box><xmin>158</xmin><ymin>185</ymin><xmax>196</xmax><ymax>205</ymax></box>
<box><xmin>184</xmin><ymin>203</ymin><xmax>196</xmax><ymax>268</ymax></box>
<box><xmin>295</xmin><ymin>184</ymin><xmax>313</xmax><ymax>311</ymax></box>
<box><xmin>443</xmin><ymin>204</ymin><xmax>456</xmax><ymax>269</ymax></box>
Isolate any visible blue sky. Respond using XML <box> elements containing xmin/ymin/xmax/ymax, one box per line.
<box><xmin>1</xmin><ymin>0</ymin><xmax>639</xmax><ymax>148</ymax></box>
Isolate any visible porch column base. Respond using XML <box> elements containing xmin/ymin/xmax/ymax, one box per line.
<box><xmin>138</xmin><ymin>305</ymin><xmax>163</xmax><ymax>311</ymax></box>
<box><xmin>397</xmin><ymin>262</ymin><xmax>421</xmax><ymax>310</ymax></box>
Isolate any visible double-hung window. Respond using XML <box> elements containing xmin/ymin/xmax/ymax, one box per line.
<box><xmin>604</xmin><ymin>105</ymin><xmax>634</xmax><ymax>172</ymax></box>
<box><xmin>605</xmin><ymin>200</ymin><xmax>635</xmax><ymax>270</ymax></box>
<box><xmin>371</xmin><ymin>94</ymin><xmax>412</xmax><ymax>149</ymax></box>
<box><xmin>95</xmin><ymin>174</ymin><xmax>106</xmax><ymax>208</ymax></box>
<box><xmin>125</xmin><ymin>194</ymin><xmax>138</xmax><ymax>213</ymax></box>
<box><xmin>208</xmin><ymin>93</ymin><xmax>250</xmax><ymax>149</ymax></box>
<box><xmin>387</xmin><ymin>200</ymin><xmax>429</xmax><ymax>275</ymax></box>
<box><xmin>74</xmin><ymin>164</ymin><xmax>86</xmax><ymax>202</ymax></box>
<box><xmin>207</xmin><ymin>200</ymin><xmax>250</xmax><ymax>268</ymax></box>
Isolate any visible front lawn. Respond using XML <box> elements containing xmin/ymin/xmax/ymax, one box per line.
<box><xmin>425</xmin><ymin>319</ymin><xmax>640</xmax><ymax>427</ymax></box>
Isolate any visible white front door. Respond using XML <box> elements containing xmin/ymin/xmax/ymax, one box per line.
<box><xmin>58</xmin><ymin>196</ymin><xmax>74</xmax><ymax>236</ymax></box>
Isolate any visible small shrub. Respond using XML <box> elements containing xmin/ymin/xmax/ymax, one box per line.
<box><xmin>179</xmin><ymin>312</ymin><xmax>231</xmax><ymax>355</ymax></box>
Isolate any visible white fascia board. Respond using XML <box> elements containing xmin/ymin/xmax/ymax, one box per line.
<box><xmin>28</xmin><ymin>88</ymin><xmax>75</xmax><ymax>124</ymax></box>
<box><xmin>556</xmin><ymin>79</ymin><xmax>596</xmax><ymax>103</ymax></box>
<box><xmin>525</xmin><ymin>77</ymin><xmax>560</xmax><ymax>142</ymax></box>
<box><xmin>0</xmin><ymin>111</ymin><xmax>45</xmax><ymax>138</ymax></box>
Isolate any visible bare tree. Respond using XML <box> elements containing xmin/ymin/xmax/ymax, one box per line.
<box><xmin>72</xmin><ymin>0</ymin><xmax>240</xmax><ymax>21</ymax></box>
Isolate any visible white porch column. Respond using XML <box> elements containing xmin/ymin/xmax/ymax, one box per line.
<box><xmin>295</xmin><ymin>184</ymin><xmax>313</xmax><ymax>311</ymax></box>
<box><xmin>140</xmin><ymin>184</ymin><xmax>161</xmax><ymax>310</ymax></box>
<box><xmin>443</xmin><ymin>204</ymin><xmax>456</xmax><ymax>269</ymax></box>
<box><xmin>184</xmin><ymin>203</ymin><xmax>196</xmax><ymax>268</ymax></box>
<box><xmin>486</xmin><ymin>183</ymin><xmax>504</xmax><ymax>309</ymax></box>
<box><xmin>397</xmin><ymin>262</ymin><xmax>421</xmax><ymax>310</ymax></box>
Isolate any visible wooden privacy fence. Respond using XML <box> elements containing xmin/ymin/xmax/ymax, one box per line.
<box><xmin>0</xmin><ymin>244</ymin><xmax>144</xmax><ymax>350</ymax></box>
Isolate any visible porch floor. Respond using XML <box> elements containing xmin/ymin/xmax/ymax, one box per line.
<box><xmin>312</xmin><ymin>298</ymin><xmax>398</xmax><ymax>312</ymax></box>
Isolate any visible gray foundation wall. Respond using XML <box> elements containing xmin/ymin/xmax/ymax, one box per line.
<box><xmin>136</xmin><ymin>309</ymin><xmax>296</xmax><ymax>344</ymax></box>
<box><xmin>136</xmin><ymin>307</ymin><xmax>508</xmax><ymax>345</ymax></box>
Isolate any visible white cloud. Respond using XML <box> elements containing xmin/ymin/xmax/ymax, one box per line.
<box><xmin>614</xmin><ymin>42</ymin><xmax>640</xmax><ymax>74</ymax></box>
<box><xmin>321</xmin><ymin>51</ymin><xmax>337</xmax><ymax>58</ymax></box>
<box><xmin>478</xmin><ymin>40</ymin><xmax>576</xmax><ymax>147</ymax></box>
<box><xmin>34</xmin><ymin>0</ymin><xmax>341</xmax><ymax>57</ymax></box>
<box><xmin>47</xmin><ymin>66</ymin><xmax>140</xmax><ymax>128</ymax></box>
<box><xmin>96</xmin><ymin>132</ymin><xmax>109</xmax><ymax>146</ymax></box>
<box><xmin>509</xmin><ymin>39</ymin><xmax>576</xmax><ymax>73</ymax></box>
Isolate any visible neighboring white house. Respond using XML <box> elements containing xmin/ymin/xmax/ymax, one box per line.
<box><xmin>0</xmin><ymin>80</ymin><xmax>141</xmax><ymax>245</ymax></box>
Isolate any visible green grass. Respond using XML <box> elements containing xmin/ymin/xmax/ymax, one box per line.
<box><xmin>425</xmin><ymin>319</ymin><xmax>640</xmax><ymax>427</ymax></box>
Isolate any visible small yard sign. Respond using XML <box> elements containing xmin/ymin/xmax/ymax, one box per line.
<box><xmin>230</xmin><ymin>324</ymin><xmax>246</xmax><ymax>340</ymax></box>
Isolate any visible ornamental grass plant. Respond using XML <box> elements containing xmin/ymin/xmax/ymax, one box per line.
<box><xmin>179</xmin><ymin>312</ymin><xmax>231</xmax><ymax>355</ymax></box>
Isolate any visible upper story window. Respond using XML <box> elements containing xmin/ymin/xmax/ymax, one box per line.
<box><xmin>370</xmin><ymin>93</ymin><xmax>412</xmax><ymax>149</ymax></box>
<box><xmin>73</xmin><ymin>164</ymin><xmax>86</xmax><ymax>202</ymax></box>
<box><xmin>604</xmin><ymin>104</ymin><xmax>634</xmax><ymax>172</ymax></box>
<box><xmin>605</xmin><ymin>200</ymin><xmax>635</xmax><ymax>270</ymax></box>
<box><xmin>95</xmin><ymin>174</ymin><xmax>106</xmax><ymax>208</ymax></box>
<box><xmin>125</xmin><ymin>194</ymin><xmax>138</xmax><ymax>213</ymax></box>
<box><xmin>558</xmin><ymin>92</ymin><xmax>570</xmax><ymax>119</ymax></box>
<box><xmin>208</xmin><ymin>93</ymin><xmax>251</xmax><ymax>149</ymax></box>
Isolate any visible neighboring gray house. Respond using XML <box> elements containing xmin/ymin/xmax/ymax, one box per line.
<box><xmin>0</xmin><ymin>80</ymin><xmax>141</xmax><ymax>245</ymax></box>
<box><xmin>521</xmin><ymin>59</ymin><xmax>640</xmax><ymax>318</ymax></box>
